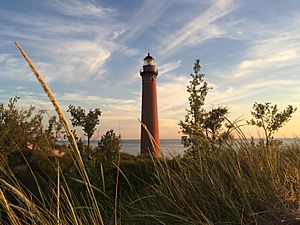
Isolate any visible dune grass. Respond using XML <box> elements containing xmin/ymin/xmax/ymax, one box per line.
<box><xmin>122</xmin><ymin>143</ymin><xmax>300</xmax><ymax>224</ymax></box>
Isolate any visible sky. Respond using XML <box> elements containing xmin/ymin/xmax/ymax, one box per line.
<box><xmin>1</xmin><ymin>0</ymin><xmax>300</xmax><ymax>140</ymax></box>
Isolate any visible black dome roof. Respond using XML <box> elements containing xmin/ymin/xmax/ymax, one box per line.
<box><xmin>144</xmin><ymin>53</ymin><xmax>154</xmax><ymax>60</ymax></box>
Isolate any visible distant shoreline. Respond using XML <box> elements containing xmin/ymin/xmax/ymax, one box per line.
<box><xmin>55</xmin><ymin>138</ymin><xmax>299</xmax><ymax>157</ymax></box>
<box><xmin>65</xmin><ymin>137</ymin><xmax>298</xmax><ymax>142</ymax></box>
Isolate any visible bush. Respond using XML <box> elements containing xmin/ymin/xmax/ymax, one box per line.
<box><xmin>0</xmin><ymin>97</ymin><xmax>61</xmax><ymax>164</ymax></box>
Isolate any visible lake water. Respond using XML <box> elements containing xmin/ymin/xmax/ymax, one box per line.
<box><xmin>62</xmin><ymin>138</ymin><xmax>298</xmax><ymax>158</ymax></box>
<box><xmin>93</xmin><ymin>138</ymin><xmax>298</xmax><ymax>156</ymax></box>
<box><xmin>91</xmin><ymin>139</ymin><xmax>185</xmax><ymax>157</ymax></box>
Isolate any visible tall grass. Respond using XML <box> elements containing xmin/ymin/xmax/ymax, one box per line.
<box><xmin>123</xmin><ymin>143</ymin><xmax>300</xmax><ymax>224</ymax></box>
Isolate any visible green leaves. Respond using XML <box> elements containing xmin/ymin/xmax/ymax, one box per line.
<box><xmin>179</xmin><ymin>59</ymin><xmax>231</xmax><ymax>157</ymax></box>
<box><xmin>0</xmin><ymin>97</ymin><xmax>62</xmax><ymax>163</ymax></box>
<box><xmin>67</xmin><ymin>105</ymin><xmax>101</xmax><ymax>147</ymax></box>
<box><xmin>94</xmin><ymin>129</ymin><xmax>121</xmax><ymax>172</ymax></box>
<box><xmin>67</xmin><ymin>105</ymin><xmax>86</xmax><ymax>126</ymax></box>
<box><xmin>247</xmin><ymin>102</ymin><xmax>297</xmax><ymax>146</ymax></box>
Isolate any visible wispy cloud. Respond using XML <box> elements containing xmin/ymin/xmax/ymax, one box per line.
<box><xmin>232</xmin><ymin>39</ymin><xmax>300</xmax><ymax>78</ymax></box>
<box><xmin>119</xmin><ymin>59</ymin><xmax>182</xmax><ymax>88</ymax></box>
<box><xmin>219</xmin><ymin>13</ymin><xmax>300</xmax><ymax>79</ymax></box>
<box><xmin>60</xmin><ymin>92</ymin><xmax>140</xmax><ymax>119</ymax></box>
<box><xmin>205</xmin><ymin>77</ymin><xmax>300</xmax><ymax>106</ymax></box>
<box><xmin>0</xmin><ymin>0</ymin><xmax>171</xmax><ymax>84</ymax></box>
<box><xmin>158</xmin><ymin>75</ymin><xmax>189</xmax><ymax>122</ymax></box>
<box><xmin>49</xmin><ymin>0</ymin><xmax>115</xmax><ymax>18</ymax></box>
<box><xmin>161</xmin><ymin>0</ymin><xmax>239</xmax><ymax>55</ymax></box>
<box><xmin>159</xmin><ymin>60</ymin><xmax>182</xmax><ymax>76</ymax></box>
<box><xmin>119</xmin><ymin>0</ymin><xmax>171</xmax><ymax>44</ymax></box>
<box><xmin>203</xmin><ymin>12</ymin><xmax>300</xmax><ymax>115</ymax></box>
<box><xmin>0</xmin><ymin>4</ymin><xmax>118</xmax><ymax>83</ymax></box>
<box><xmin>0</xmin><ymin>53</ymin><xmax>36</xmax><ymax>82</ymax></box>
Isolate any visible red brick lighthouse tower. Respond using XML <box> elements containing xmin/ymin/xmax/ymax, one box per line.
<box><xmin>140</xmin><ymin>53</ymin><xmax>160</xmax><ymax>157</ymax></box>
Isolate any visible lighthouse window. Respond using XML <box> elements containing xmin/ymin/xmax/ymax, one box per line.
<box><xmin>144</xmin><ymin>58</ymin><xmax>154</xmax><ymax>65</ymax></box>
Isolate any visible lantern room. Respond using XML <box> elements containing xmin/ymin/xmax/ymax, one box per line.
<box><xmin>144</xmin><ymin>53</ymin><xmax>154</xmax><ymax>65</ymax></box>
<box><xmin>141</xmin><ymin>53</ymin><xmax>157</xmax><ymax>75</ymax></box>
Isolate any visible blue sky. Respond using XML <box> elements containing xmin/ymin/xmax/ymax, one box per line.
<box><xmin>1</xmin><ymin>0</ymin><xmax>300</xmax><ymax>139</ymax></box>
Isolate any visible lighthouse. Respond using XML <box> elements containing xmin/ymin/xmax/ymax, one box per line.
<box><xmin>140</xmin><ymin>53</ymin><xmax>160</xmax><ymax>157</ymax></box>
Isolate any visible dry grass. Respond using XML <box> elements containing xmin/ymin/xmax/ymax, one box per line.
<box><xmin>124</xmin><ymin>143</ymin><xmax>300</xmax><ymax>224</ymax></box>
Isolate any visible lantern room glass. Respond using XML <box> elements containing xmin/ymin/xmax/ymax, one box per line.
<box><xmin>144</xmin><ymin>58</ymin><xmax>154</xmax><ymax>66</ymax></box>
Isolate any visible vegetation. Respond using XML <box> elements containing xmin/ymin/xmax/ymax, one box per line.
<box><xmin>248</xmin><ymin>102</ymin><xmax>297</xmax><ymax>146</ymax></box>
<box><xmin>0</xmin><ymin>96</ymin><xmax>62</xmax><ymax>163</ymax></box>
<box><xmin>68</xmin><ymin>105</ymin><xmax>101</xmax><ymax>148</ymax></box>
<box><xmin>0</xmin><ymin>44</ymin><xmax>299</xmax><ymax>224</ymax></box>
<box><xmin>179</xmin><ymin>59</ymin><xmax>233</xmax><ymax>157</ymax></box>
<box><xmin>125</xmin><ymin>143</ymin><xmax>300</xmax><ymax>224</ymax></box>
<box><xmin>93</xmin><ymin>129</ymin><xmax>121</xmax><ymax>172</ymax></box>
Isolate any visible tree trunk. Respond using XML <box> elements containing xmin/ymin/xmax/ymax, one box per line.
<box><xmin>87</xmin><ymin>137</ymin><xmax>90</xmax><ymax>148</ymax></box>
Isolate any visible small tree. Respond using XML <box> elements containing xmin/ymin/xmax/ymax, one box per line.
<box><xmin>204</xmin><ymin>107</ymin><xmax>229</xmax><ymax>142</ymax></box>
<box><xmin>94</xmin><ymin>129</ymin><xmax>121</xmax><ymax>172</ymax></box>
<box><xmin>67</xmin><ymin>105</ymin><xmax>101</xmax><ymax>148</ymax></box>
<box><xmin>179</xmin><ymin>59</ymin><xmax>231</xmax><ymax>157</ymax></box>
<box><xmin>247</xmin><ymin>102</ymin><xmax>297</xmax><ymax>146</ymax></box>
<box><xmin>45</xmin><ymin>115</ymin><xmax>64</xmax><ymax>144</ymax></box>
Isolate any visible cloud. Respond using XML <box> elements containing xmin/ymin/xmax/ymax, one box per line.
<box><xmin>201</xmin><ymin>12</ymin><xmax>300</xmax><ymax>125</ymax></box>
<box><xmin>118</xmin><ymin>46</ymin><xmax>141</xmax><ymax>57</ymax></box>
<box><xmin>157</xmin><ymin>75</ymin><xmax>190</xmax><ymax>135</ymax></box>
<box><xmin>0</xmin><ymin>9</ymin><xmax>114</xmax><ymax>38</ymax></box>
<box><xmin>60</xmin><ymin>92</ymin><xmax>142</xmax><ymax>139</ymax></box>
<box><xmin>159</xmin><ymin>60</ymin><xmax>182</xmax><ymax>76</ymax></box>
<box><xmin>0</xmin><ymin>53</ymin><xmax>36</xmax><ymax>82</ymax></box>
<box><xmin>60</xmin><ymin>92</ymin><xmax>140</xmax><ymax>118</ymax></box>
<box><xmin>232</xmin><ymin>41</ymin><xmax>300</xmax><ymax>78</ymax></box>
<box><xmin>42</xmin><ymin>40</ymin><xmax>114</xmax><ymax>83</ymax></box>
<box><xmin>119</xmin><ymin>59</ymin><xmax>183</xmax><ymax>89</ymax></box>
<box><xmin>0</xmin><ymin>10</ymin><xmax>117</xmax><ymax>83</ymax></box>
<box><xmin>205</xmin><ymin>77</ymin><xmax>300</xmax><ymax>106</ymax></box>
<box><xmin>119</xmin><ymin>0</ymin><xmax>171</xmax><ymax>44</ymax></box>
<box><xmin>49</xmin><ymin>0</ymin><xmax>115</xmax><ymax>18</ymax></box>
<box><xmin>161</xmin><ymin>0</ymin><xmax>239</xmax><ymax>54</ymax></box>
<box><xmin>0</xmin><ymin>0</ymin><xmax>172</xmax><ymax>84</ymax></box>
<box><xmin>215</xmin><ymin>13</ymin><xmax>300</xmax><ymax>80</ymax></box>
<box><xmin>244</xmin><ymin>79</ymin><xmax>300</xmax><ymax>90</ymax></box>
<box><xmin>111</xmin><ymin>29</ymin><xmax>126</xmax><ymax>40</ymax></box>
